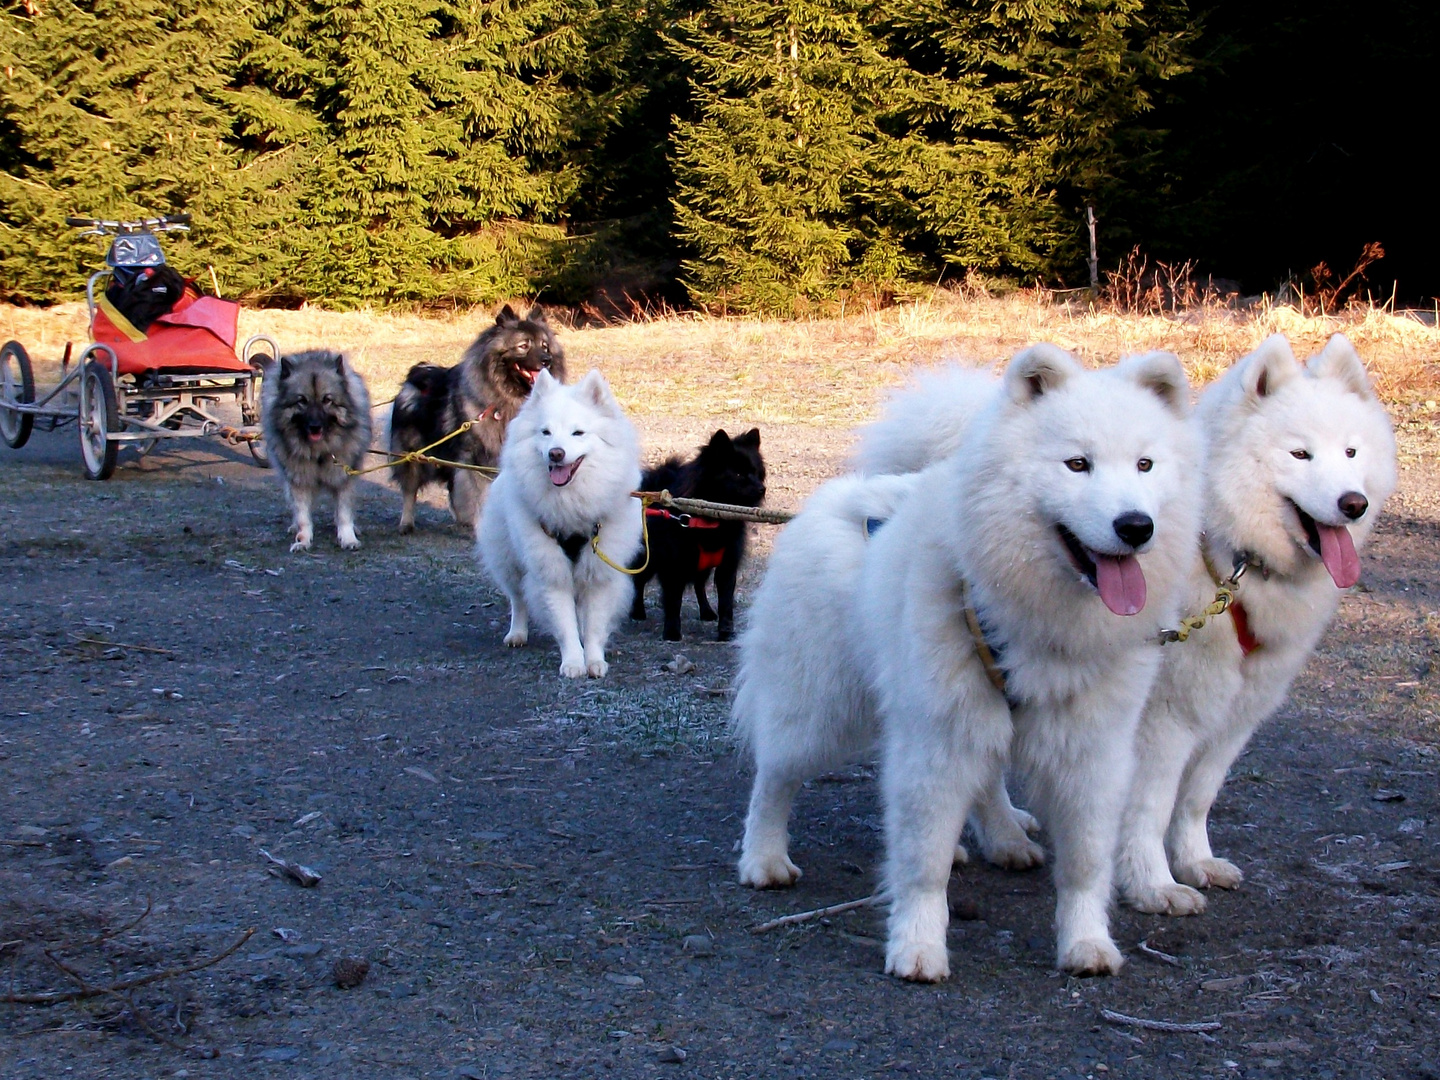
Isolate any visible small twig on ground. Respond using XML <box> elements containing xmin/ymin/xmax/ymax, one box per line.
<box><xmin>640</xmin><ymin>898</ymin><xmax>702</xmax><ymax>907</ymax></box>
<box><xmin>0</xmin><ymin>839</ymin><xmax>47</xmax><ymax>847</ymax></box>
<box><xmin>68</xmin><ymin>635</ymin><xmax>176</xmax><ymax>656</ymax></box>
<box><xmin>2</xmin><ymin>928</ymin><xmax>256</xmax><ymax>1005</ymax></box>
<box><xmin>84</xmin><ymin>898</ymin><xmax>153</xmax><ymax>947</ymax></box>
<box><xmin>259</xmin><ymin>849</ymin><xmax>322</xmax><ymax>887</ymax></box>
<box><xmin>750</xmin><ymin>895</ymin><xmax>877</xmax><ymax>934</ymax></box>
<box><xmin>1136</xmin><ymin>938</ymin><xmax>1182</xmax><ymax>967</ymax></box>
<box><xmin>112</xmin><ymin>989</ymin><xmax>218</xmax><ymax>1059</ymax></box>
<box><xmin>1101</xmin><ymin>1008</ymin><xmax>1220</xmax><ymax>1041</ymax></box>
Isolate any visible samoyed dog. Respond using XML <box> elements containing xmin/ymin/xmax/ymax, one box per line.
<box><xmin>858</xmin><ymin>345</ymin><xmax>1201</xmax><ymax>979</ymax></box>
<box><xmin>1115</xmin><ymin>333</ymin><xmax>1397</xmax><ymax>915</ymax></box>
<box><xmin>734</xmin><ymin>473</ymin><xmax>1044</xmax><ymax>890</ymax></box>
<box><xmin>476</xmin><ymin>370</ymin><xmax>642</xmax><ymax>679</ymax></box>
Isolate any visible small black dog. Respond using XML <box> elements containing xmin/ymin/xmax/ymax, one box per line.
<box><xmin>630</xmin><ymin>428</ymin><xmax>765</xmax><ymax>641</ymax></box>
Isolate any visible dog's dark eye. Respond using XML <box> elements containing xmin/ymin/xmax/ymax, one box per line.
<box><xmin>1137</xmin><ymin>457</ymin><xmax>1153</xmax><ymax>473</ymax></box>
<box><xmin>1345</xmin><ymin>447</ymin><xmax>1357</xmax><ymax>458</ymax></box>
<box><xmin>540</xmin><ymin>428</ymin><xmax>551</xmax><ymax>436</ymax></box>
<box><xmin>1291</xmin><ymin>449</ymin><xmax>1312</xmax><ymax>460</ymax></box>
<box><xmin>322</xmin><ymin>395</ymin><xmax>334</xmax><ymax>405</ymax></box>
<box><xmin>515</xmin><ymin>340</ymin><xmax>530</xmax><ymax>352</ymax></box>
<box><xmin>572</xmin><ymin>429</ymin><xmax>584</xmax><ymax>437</ymax></box>
<box><xmin>295</xmin><ymin>395</ymin><xmax>308</xmax><ymax>407</ymax></box>
<box><xmin>1064</xmin><ymin>457</ymin><xmax>1091</xmax><ymax>473</ymax></box>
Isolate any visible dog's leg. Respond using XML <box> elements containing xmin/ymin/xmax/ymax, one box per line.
<box><xmin>713</xmin><ymin>550</ymin><xmax>739</xmax><ymax>640</ymax></box>
<box><xmin>541</xmin><ymin>582</ymin><xmax>587</xmax><ymax>678</ymax></box>
<box><xmin>576</xmin><ymin>574</ymin><xmax>627</xmax><ymax>678</ymax></box>
<box><xmin>738</xmin><ymin>766</ymin><xmax>805</xmax><ymax>888</ymax></box>
<box><xmin>289</xmin><ymin>485</ymin><xmax>315</xmax><ymax>552</ymax></box>
<box><xmin>1116</xmin><ymin>709</ymin><xmax>1208</xmax><ymax>915</ymax></box>
<box><xmin>629</xmin><ymin>571</ymin><xmax>648</xmax><ymax>621</ymax></box>
<box><xmin>660</xmin><ymin>570</ymin><xmax>684</xmax><ymax>642</ymax></box>
<box><xmin>694</xmin><ymin>570</ymin><xmax>717</xmax><ymax>621</ymax></box>
<box><xmin>1167</xmin><ymin>719</ymin><xmax>1256</xmax><ymax>893</ymax></box>
<box><xmin>503</xmin><ymin>591</ymin><xmax>529</xmax><ymax>647</ymax></box>
<box><xmin>969</xmin><ymin>771</ymin><xmax>1046</xmax><ymax>871</ymax></box>
<box><xmin>1013</xmin><ymin>698</ymin><xmax>1135</xmax><ymax>977</ymax></box>
<box><xmin>882</xmin><ymin>707</ymin><xmax>1004</xmax><ymax>983</ymax></box>
<box><xmin>450</xmin><ymin>470</ymin><xmax>481</xmax><ymax>529</ymax></box>
<box><xmin>398</xmin><ymin>467</ymin><xmax>419</xmax><ymax>534</ymax></box>
<box><xmin>335</xmin><ymin>484</ymin><xmax>361</xmax><ymax>550</ymax></box>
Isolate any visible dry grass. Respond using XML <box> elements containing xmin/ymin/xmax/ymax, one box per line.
<box><xmin>4</xmin><ymin>292</ymin><xmax>1437</xmax><ymax>424</ymax></box>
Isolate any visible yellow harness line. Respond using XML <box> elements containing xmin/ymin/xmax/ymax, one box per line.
<box><xmin>344</xmin><ymin>419</ymin><xmax>500</xmax><ymax>478</ymax></box>
<box><xmin>1157</xmin><ymin>555</ymin><xmax>1250</xmax><ymax>645</ymax></box>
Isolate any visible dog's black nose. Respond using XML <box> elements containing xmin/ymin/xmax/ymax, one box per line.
<box><xmin>548</xmin><ymin>447</ymin><xmax>565</xmax><ymax>465</ymax></box>
<box><xmin>1337</xmin><ymin>491</ymin><xmax>1368</xmax><ymax>520</ymax></box>
<box><xmin>1113</xmin><ymin>511</ymin><xmax>1154</xmax><ymax>548</ymax></box>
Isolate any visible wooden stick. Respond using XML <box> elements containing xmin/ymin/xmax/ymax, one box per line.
<box><xmin>1135</xmin><ymin>938</ymin><xmax>1182</xmax><ymax>967</ymax></box>
<box><xmin>2</xmin><ymin>928</ymin><xmax>255</xmax><ymax>1006</ymax></box>
<box><xmin>69</xmin><ymin>636</ymin><xmax>176</xmax><ymax>656</ymax></box>
<box><xmin>750</xmin><ymin>895</ymin><xmax>877</xmax><ymax>934</ymax></box>
<box><xmin>1101</xmin><ymin>1008</ymin><xmax>1220</xmax><ymax>1037</ymax></box>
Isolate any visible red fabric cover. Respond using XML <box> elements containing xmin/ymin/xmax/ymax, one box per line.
<box><xmin>91</xmin><ymin>287</ymin><xmax>248</xmax><ymax>377</ymax></box>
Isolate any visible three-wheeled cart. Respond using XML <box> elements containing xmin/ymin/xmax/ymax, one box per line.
<box><xmin>0</xmin><ymin>214</ymin><xmax>278</xmax><ymax>479</ymax></box>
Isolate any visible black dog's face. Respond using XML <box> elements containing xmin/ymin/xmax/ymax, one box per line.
<box><xmin>697</xmin><ymin>428</ymin><xmax>766</xmax><ymax>506</ymax></box>
<box><xmin>277</xmin><ymin>352</ymin><xmax>355</xmax><ymax>444</ymax></box>
<box><xmin>483</xmin><ymin>304</ymin><xmax>565</xmax><ymax>396</ymax></box>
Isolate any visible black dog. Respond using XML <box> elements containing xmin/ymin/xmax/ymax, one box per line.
<box><xmin>630</xmin><ymin>429</ymin><xmax>765</xmax><ymax>641</ymax></box>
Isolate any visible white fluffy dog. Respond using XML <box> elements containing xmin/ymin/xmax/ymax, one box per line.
<box><xmin>734</xmin><ymin>471</ymin><xmax>1043</xmax><ymax>890</ymax></box>
<box><xmin>1116</xmin><ymin>334</ymin><xmax>1397</xmax><ymax>914</ymax></box>
<box><xmin>857</xmin><ymin>346</ymin><xmax>1201</xmax><ymax>980</ymax></box>
<box><xmin>476</xmin><ymin>369</ymin><xmax>642</xmax><ymax>679</ymax></box>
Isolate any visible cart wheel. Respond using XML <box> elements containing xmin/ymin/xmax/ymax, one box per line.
<box><xmin>249</xmin><ymin>437</ymin><xmax>271</xmax><ymax>469</ymax></box>
<box><xmin>1</xmin><ymin>340</ymin><xmax>35</xmax><ymax>449</ymax></box>
<box><xmin>79</xmin><ymin>360</ymin><xmax>119</xmax><ymax>480</ymax></box>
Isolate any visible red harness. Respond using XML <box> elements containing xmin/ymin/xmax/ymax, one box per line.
<box><xmin>1230</xmin><ymin>599</ymin><xmax>1261</xmax><ymax>656</ymax></box>
<box><xmin>645</xmin><ymin>508</ymin><xmax>725</xmax><ymax>572</ymax></box>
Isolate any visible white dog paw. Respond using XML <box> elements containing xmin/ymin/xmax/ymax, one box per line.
<box><xmin>503</xmin><ymin>630</ymin><xmax>528</xmax><ymax>648</ymax></box>
<box><xmin>1059</xmin><ymin>937</ymin><xmax>1124</xmax><ymax>977</ymax></box>
<box><xmin>1127</xmin><ymin>882</ymin><xmax>1208</xmax><ymax>916</ymax></box>
<box><xmin>1175</xmin><ymin>858</ymin><xmax>1243</xmax><ymax>891</ymax></box>
<box><xmin>885</xmin><ymin>938</ymin><xmax>950</xmax><ymax>983</ymax></box>
<box><xmin>982</xmin><ymin>835</ymin><xmax>1046</xmax><ymax>872</ymax></box>
<box><xmin>338</xmin><ymin>531</ymin><xmax>361</xmax><ymax>550</ymax></box>
<box><xmin>559</xmin><ymin>658</ymin><xmax>587</xmax><ymax>679</ymax></box>
<box><xmin>586</xmin><ymin>658</ymin><xmax>609</xmax><ymax>679</ymax></box>
<box><xmin>1011</xmin><ymin>807</ymin><xmax>1041</xmax><ymax>836</ymax></box>
<box><xmin>737</xmin><ymin>852</ymin><xmax>802</xmax><ymax>889</ymax></box>
<box><xmin>290</xmin><ymin>535</ymin><xmax>312</xmax><ymax>553</ymax></box>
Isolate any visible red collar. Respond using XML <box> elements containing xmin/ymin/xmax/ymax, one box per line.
<box><xmin>644</xmin><ymin>507</ymin><xmax>720</xmax><ymax>529</ymax></box>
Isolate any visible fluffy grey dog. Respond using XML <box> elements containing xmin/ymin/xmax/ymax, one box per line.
<box><xmin>261</xmin><ymin>350</ymin><xmax>372</xmax><ymax>552</ymax></box>
<box><xmin>389</xmin><ymin>304</ymin><xmax>566</xmax><ymax>532</ymax></box>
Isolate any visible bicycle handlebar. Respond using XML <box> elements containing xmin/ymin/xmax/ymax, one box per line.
<box><xmin>67</xmin><ymin>212</ymin><xmax>192</xmax><ymax>233</ymax></box>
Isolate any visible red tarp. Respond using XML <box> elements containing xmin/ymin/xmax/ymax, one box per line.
<box><xmin>92</xmin><ymin>288</ymin><xmax>249</xmax><ymax>377</ymax></box>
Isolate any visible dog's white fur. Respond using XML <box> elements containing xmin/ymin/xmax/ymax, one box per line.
<box><xmin>734</xmin><ymin>472</ymin><xmax>1044</xmax><ymax>891</ymax></box>
<box><xmin>1116</xmin><ymin>333</ymin><xmax>1397</xmax><ymax>914</ymax></box>
<box><xmin>856</xmin><ymin>346</ymin><xmax>1201</xmax><ymax>979</ymax></box>
<box><xmin>851</xmin><ymin>365</ymin><xmax>996</xmax><ymax>476</ymax></box>
<box><xmin>476</xmin><ymin>370</ymin><xmax>642</xmax><ymax>679</ymax></box>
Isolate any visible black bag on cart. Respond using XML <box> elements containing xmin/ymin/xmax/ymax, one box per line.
<box><xmin>104</xmin><ymin>264</ymin><xmax>188</xmax><ymax>333</ymax></box>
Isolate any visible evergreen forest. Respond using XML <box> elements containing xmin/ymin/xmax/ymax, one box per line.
<box><xmin>2</xmin><ymin>0</ymin><xmax>1434</xmax><ymax>312</ymax></box>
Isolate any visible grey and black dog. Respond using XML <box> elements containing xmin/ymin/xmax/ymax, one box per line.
<box><xmin>261</xmin><ymin>350</ymin><xmax>372</xmax><ymax>552</ymax></box>
<box><xmin>389</xmin><ymin>304</ymin><xmax>566</xmax><ymax>532</ymax></box>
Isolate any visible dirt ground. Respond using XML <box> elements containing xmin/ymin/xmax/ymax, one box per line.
<box><xmin>2</xmin><ymin>402</ymin><xmax>1438</xmax><ymax>1080</ymax></box>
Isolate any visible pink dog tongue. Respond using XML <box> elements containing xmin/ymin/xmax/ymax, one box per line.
<box><xmin>1094</xmin><ymin>554</ymin><xmax>1147</xmax><ymax>616</ymax></box>
<box><xmin>549</xmin><ymin>459</ymin><xmax>580</xmax><ymax>486</ymax></box>
<box><xmin>1317</xmin><ymin>523</ymin><xmax>1360</xmax><ymax>588</ymax></box>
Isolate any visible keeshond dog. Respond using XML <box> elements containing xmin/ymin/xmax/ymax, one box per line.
<box><xmin>389</xmin><ymin>304</ymin><xmax>566</xmax><ymax>532</ymax></box>
<box><xmin>261</xmin><ymin>350</ymin><xmax>372</xmax><ymax>552</ymax></box>
<box><xmin>629</xmin><ymin>429</ymin><xmax>766</xmax><ymax>641</ymax></box>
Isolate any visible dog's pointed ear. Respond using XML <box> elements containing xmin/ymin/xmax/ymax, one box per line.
<box><xmin>1118</xmin><ymin>350</ymin><xmax>1189</xmax><ymax>418</ymax></box>
<box><xmin>578</xmin><ymin>369</ymin><xmax>619</xmax><ymax>413</ymax></box>
<box><xmin>531</xmin><ymin>368</ymin><xmax>559</xmax><ymax>398</ymax></box>
<box><xmin>525</xmin><ymin>304</ymin><xmax>547</xmax><ymax>324</ymax></box>
<box><xmin>1307</xmin><ymin>333</ymin><xmax>1374</xmax><ymax>399</ymax></box>
<box><xmin>279</xmin><ymin>355</ymin><xmax>293</xmax><ymax>380</ymax></box>
<box><xmin>496</xmin><ymin>304</ymin><xmax>519</xmax><ymax>328</ymax></box>
<box><xmin>332</xmin><ymin>352</ymin><xmax>347</xmax><ymax>376</ymax></box>
<box><xmin>706</xmin><ymin>429</ymin><xmax>732</xmax><ymax>450</ymax></box>
<box><xmin>1004</xmin><ymin>343</ymin><xmax>1081</xmax><ymax>405</ymax></box>
<box><xmin>1241</xmin><ymin>334</ymin><xmax>1300</xmax><ymax>400</ymax></box>
<box><xmin>735</xmin><ymin>427</ymin><xmax>761</xmax><ymax>448</ymax></box>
